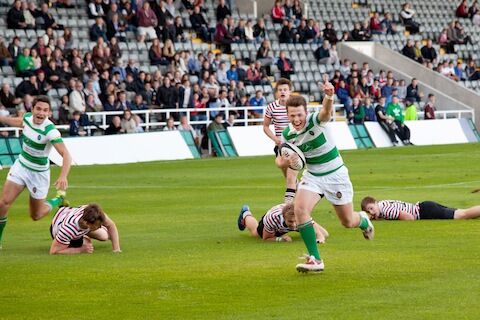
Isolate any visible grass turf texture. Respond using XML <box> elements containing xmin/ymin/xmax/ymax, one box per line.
<box><xmin>1</xmin><ymin>143</ymin><xmax>480</xmax><ymax>319</ymax></box>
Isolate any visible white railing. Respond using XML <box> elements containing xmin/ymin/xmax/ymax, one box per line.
<box><xmin>0</xmin><ymin>104</ymin><xmax>475</xmax><ymax>137</ymax></box>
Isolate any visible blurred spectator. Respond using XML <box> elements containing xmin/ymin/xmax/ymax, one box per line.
<box><xmin>15</xmin><ymin>74</ymin><xmax>39</xmax><ymax>98</ymax></box>
<box><xmin>279</xmin><ymin>19</ymin><xmax>296</xmax><ymax>43</ymax></box>
<box><xmin>256</xmin><ymin>40</ymin><xmax>274</xmax><ymax>75</ymax></box>
<box><xmin>439</xmin><ymin>61</ymin><xmax>458</xmax><ymax>81</ymax></box>
<box><xmin>216</xmin><ymin>62</ymin><xmax>228</xmax><ymax>85</ymax></box>
<box><xmin>116</xmin><ymin>91</ymin><xmax>132</xmax><ymax>110</ymax></box>
<box><xmin>236</xmin><ymin>60</ymin><xmax>247</xmax><ymax>82</ymax></box>
<box><xmin>271</xmin><ymin>0</ymin><xmax>286</xmax><ymax>24</ymax></box>
<box><xmin>386</xmin><ymin>95</ymin><xmax>411</xmax><ymax>144</ymax></box>
<box><xmin>424</xmin><ymin>94</ymin><xmax>436</xmax><ymax>120</ymax></box>
<box><xmin>137</xmin><ymin>1</ymin><xmax>158</xmax><ymax>42</ymax></box>
<box><xmin>381</xmin><ymin>78</ymin><xmax>394</xmax><ymax>102</ymax></box>
<box><xmin>22</xmin><ymin>1</ymin><xmax>35</xmax><ymax>29</ymax></box>
<box><xmin>20</xmin><ymin>94</ymin><xmax>34</xmax><ymax>113</ymax></box>
<box><xmin>0</xmin><ymin>37</ymin><xmax>13</xmax><ymax>66</ymax></box>
<box><xmin>214</xmin><ymin>18</ymin><xmax>233</xmax><ymax>52</ymax></box>
<box><xmin>90</xmin><ymin>17</ymin><xmax>108</xmax><ymax>42</ymax></box>
<box><xmin>39</xmin><ymin>3</ymin><xmax>63</xmax><ymax>30</ymax></box>
<box><xmin>163</xmin><ymin>117</ymin><xmax>177</xmax><ymax>131</ymax></box>
<box><xmin>16</xmin><ymin>48</ymin><xmax>35</xmax><ymax>77</ymax></box>
<box><xmin>421</xmin><ymin>39</ymin><xmax>437</xmax><ymax>63</ymax></box>
<box><xmin>336</xmin><ymin>80</ymin><xmax>352</xmax><ymax>112</ymax></box>
<box><xmin>406</xmin><ymin>78</ymin><xmax>422</xmax><ymax>103</ymax></box>
<box><xmin>370</xmin><ymin>12</ymin><xmax>383</xmax><ymax>35</ymax></box>
<box><xmin>88</xmin><ymin>0</ymin><xmax>105</xmax><ymax>19</ymax></box>
<box><xmin>453</xmin><ymin>20</ymin><xmax>473</xmax><ymax>44</ymax></box>
<box><xmin>190</xmin><ymin>5</ymin><xmax>210</xmax><ymax>42</ymax></box>
<box><xmin>130</xmin><ymin>94</ymin><xmax>148</xmax><ymax>111</ymax></box>
<box><xmin>178</xmin><ymin>79</ymin><xmax>193</xmax><ymax>111</ymax></box>
<box><xmin>163</xmin><ymin>39</ymin><xmax>175</xmax><ymax>61</ymax></box>
<box><xmin>245</xmin><ymin>20</ymin><xmax>254</xmax><ymax>42</ymax></box>
<box><xmin>401</xmin><ymin>39</ymin><xmax>417</xmax><ymax>62</ymax></box>
<box><xmin>248</xmin><ymin>90</ymin><xmax>265</xmax><ymax>118</ymax></box>
<box><xmin>456</xmin><ymin>0</ymin><xmax>469</xmax><ymax>18</ymax></box>
<box><xmin>207</xmin><ymin>113</ymin><xmax>225</xmax><ymax>131</ymax></box>
<box><xmin>69</xmin><ymin>80</ymin><xmax>86</xmax><ymax>115</ymax></box>
<box><xmin>107</xmin><ymin>13</ymin><xmax>127</xmax><ymax>41</ymax></box>
<box><xmin>293</xmin><ymin>0</ymin><xmax>303</xmax><ymax>20</ymax></box>
<box><xmin>314</xmin><ymin>40</ymin><xmax>337</xmax><ymax>65</ymax></box>
<box><xmin>58</xmin><ymin>95</ymin><xmax>70</xmax><ymax>124</ymax></box>
<box><xmin>349</xmin><ymin>77</ymin><xmax>365</xmax><ymax>100</ymax></box>
<box><xmin>351</xmin><ymin>21</ymin><xmax>368</xmax><ymax>41</ymax></box>
<box><xmin>8</xmin><ymin>37</ymin><xmax>21</xmax><ymax>62</ymax></box>
<box><xmin>149</xmin><ymin>38</ymin><xmax>169</xmax><ymax>65</ymax></box>
<box><xmin>400</xmin><ymin>2</ymin><xmax>420</xmax><ymax>34</ymax></box>
<box><xmin>363</xmin><ymin>97</ymin><xmax>376</xmax><ymax>121</ymax></box>
<box><xmin>454</xmin><ymin>61</ymin><xmax>466</xmax><ymax>80</ymax></box>
<box><xmin>157</xmin><ymin>77</ymin><xmax>178</xmax><ymax>111</ymax></box>
<box><xmin>0</xmin><ymin>84</ymin><xmax>21</xmax><ymax>111</ymax></box>
<box><xmin>404</xmin><ymin>99</ymin><xmax>418</xmax><ymax>121</ymax></box>
<box><xmin>69</xmin><ymin>111</ymin><xmax>87</xmax><ymax>137</ymax></box>
<box><xmin>352</xmin><ymin>98</ymin><xmax>365</xmax><ymax>124</ymax></box>
<box><xmin>253</xmin><ymin>18</ymin><xmax>267</xmax><ymax>43</ymax></box>
<box><xmin>223</xmin><ymin>113</ymin><xmax>237</xmax><ymax>128</ymax></box>
<box><xmin>121</xmin><ymin>110</ymin><xmax>137</xmax><ymax>133</ymax></box>
<box><xmin>105</xmin><ymin>116</ymin><xmax>123</xmax><ymax>134</ymax></box>
<box><xmin>178</xmin><ymin>115</ymin><xmax>199</xmax><ymax>144</ymax></box>
<box><xmin>233</xmin><ymin>19</ymin><xmax>247</xmax><ymax>43</ymax></box>
<box><xmin>322</xmin><ymin>22</ymin><xmax>338</xmax><ymax>44</ymax></box>
<box><xmin>276</xmin><ymin>51</ymin><xmax>294</xmax><ymax>80</ymax></box>
<box><xmin>381</xmin><ymin>12</ymin><xmax>397</xmax><ymax>35</ymax></box>
<box><xmin>469</xmin><ymin>0</ymin><xmax>479</xmax><ymax>18</ymax></box>
<box><xmin>396</xmin><ymin>79</ymin><xmax>407</xmax><ymax>101</ymax></box>
<box><xmin>465</xmin><ymin>60</ymin><xmax>480</xmax><ymax>80</ymax></box>
<box><xmin>216</xmin><ymin>0</ymin><xmax>231</xmax><ymax>21</ymax></box>
<box><xmin>375</xmin><ymin>96</ymin><xmax>398</xmax><ymax>145</ymax></box>
<box><xmin>474</xmin><ymin>11</ymin><xmax>480</xmax><ymax>26</ymax></box>
<box><xmin>7</xmin><ymin>1</ymin><xmax>26</xmax><ymax>29</ymax></box>
<box><xmin>226</xmin><ymin>64</ymin><xmax>239</xmax><ymax>82</ymax></box>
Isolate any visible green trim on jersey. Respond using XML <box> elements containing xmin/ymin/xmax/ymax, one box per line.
<box><xmin>282</xmin><ymin>117</ymin><xmax>315</xmax><ymax>141</ymax></box>
<box><xmin>297</xmin><ymin>133</ymin><xmax>327</xmax><ymax>153</ymax></box>
<box><xmin>22</xmin><ymin>135</ymin><xmax>47</xmax><ymax>150</ymax></box>
<box><xmin>51</xmin><ymin>138</ymin><xmax>63</xmax><ymax>144</ymax></box>
<box><xmin>20</xmin><ymin>151</ymin><xmax>48</xmax><ymax>165</ymax></box>
<box><xmin>305</xmin><ymin>147</ymin><xmax>340</xmax><ymax>164</ymax></box>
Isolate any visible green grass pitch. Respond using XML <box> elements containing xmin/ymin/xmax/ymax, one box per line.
<box><xmin>1</xmin><ymin>143</ymin><xmax>480</xmax><ymax>319</ymax></box>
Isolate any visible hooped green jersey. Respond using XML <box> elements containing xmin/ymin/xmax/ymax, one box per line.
<box><xmin>282</xmin><ymin>111</ymin><xmax>344</xmax><ymax>176</ymax></box>
<box><xmin>19</xmin><ymin>112</ymin><xmax>63</xmax><ymax>172</ymax></box>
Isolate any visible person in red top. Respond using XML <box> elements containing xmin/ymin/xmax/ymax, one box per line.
<box><xmin>271</xmin><ymin>0</ymin><xmax>285</xmax><ymax>23</ymax></box>
<box><xmin>276</xmin><ymin>50</ymin><xmax>294</xmax><ymax>80</ymax></box>
<box><xmin>137</xmin><ymin>1</ymin><xmax>158</xmax><ymax>42</ymax></box>
<box><xmin>456</xmin><ymin>0</ymin><xmax>469</xmax><ymax>18</ymax></box>
<box><xmin>370</xmin><ymin>11</ymin><xmax>383</xmax><ymax>34</ymax></box>
<box><xmin>423</xmin><ymin>93</ymin><xmax>436</xmax><ymax>120</ymax></box>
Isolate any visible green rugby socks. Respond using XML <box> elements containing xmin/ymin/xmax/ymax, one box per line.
<box><xmin>358</xmin><ymin>214</ymin><xmax>369</xmax><ymax>230</ymax></box>
<box><xmin>0</xmin><ymin>217</ymin><xmax>7</xmax><ymax>246</ymax></box>
<box><xmin>298</xmin><ymin>220</ymin><xmax>321</xmax><ymax>260</ymax></box>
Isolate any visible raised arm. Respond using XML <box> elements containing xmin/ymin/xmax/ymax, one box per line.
<box><xmin>318</xmin><ymin>82</ymin><xmax>335</xmax><ymax>123</ymax></box>
<box><xmin>0</xmin><ymin>116</ymin><xmax>23</xmax><ymax>128</ymax></box>
<box><xmin>52</xmin><ymin>142</ymin><xmax>72</xmax><ymax>191</ymax></box>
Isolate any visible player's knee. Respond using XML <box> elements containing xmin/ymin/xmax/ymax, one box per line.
<box><xmin>0</xmin><ymin>198</ymin><xmax>13</xmax><ymax>209</ymax></box>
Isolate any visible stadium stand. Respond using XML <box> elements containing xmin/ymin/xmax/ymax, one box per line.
<box><xmin>0</xmin><ymin>0</ymin><xmax>478</xmax><ymax>155</ymax></box>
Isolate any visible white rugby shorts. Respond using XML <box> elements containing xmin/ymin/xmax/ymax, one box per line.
<box><xmin>297</xmin><ymin>165</ymin><xmax>353</xmax><ymax>205</ymax></box>
<box><xmin>7</xmin><ymin>160</ymin><xmax>50</xmax><ymax>200</ymax></box>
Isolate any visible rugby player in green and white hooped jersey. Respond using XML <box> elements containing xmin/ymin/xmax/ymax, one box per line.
<box><xmin>0</xmin><ymin>95</ymin><xmax>72</xmax><ymax>249</ymax></box>
<box><xmin>277</xmin><ymin>82</ymin><xmax>374</xmax><ymax>273</ymax></box>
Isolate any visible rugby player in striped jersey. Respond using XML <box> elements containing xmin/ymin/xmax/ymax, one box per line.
<box><xmin>237</xmin><ymin>203</ymin><xmax>329</xmax><ymax>243</ymax></box>
<box><xmin>277</xmin><ymin>82</ymin><xmax>374</xmax><ymax>273</ymax></box>
<box><xmin>263</xmin><ymin>78</ymin><xmax>298</xmax><ymax>203</ymax></box>
<box><xmin>361</xmin><ymin>196</ymin><xmax>480</xmax><ymax>221</ymax></box>
<box><xmin>49</xmin><ymin>203</ymin><xmax>121</xmax><ymax>254</ymax></box>
<box><xmin>0</xmin><ymin>95</ymin><xmax>72</xmax><ymax>249</ymax></box>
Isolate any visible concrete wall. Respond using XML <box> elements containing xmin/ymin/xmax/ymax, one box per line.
<box><xmin>337</xmin><ymin>42</ymin><xmax>479</xmax><ymax>129</ymax></box>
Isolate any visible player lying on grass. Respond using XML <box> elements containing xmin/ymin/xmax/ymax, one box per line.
<box><xmin>237</xmin><ymin>203</ymin><xmax>329</xmax><ymax>243</ymax></box>
<box><xmin>49</xmin><ymin>203</ymin><xmax>121</xmax><ymax>254</ymax></box>
<box><xmin>0</xmin><ymin>95</ymin><xmax>72</xmax><ymax>249</ymax></box>
<box><xmin>361</xmin><ymin>196</ymin><xmax>480</xmax><ymax>220</ymax></box>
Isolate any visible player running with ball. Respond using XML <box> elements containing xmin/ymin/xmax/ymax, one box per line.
<box><xmin>277</xmin><ymin>82</ymin><xmax>374</xmax><ymax>273</ymax></box>
<box><xmin>0</xmin><ymin>96</ymin><xmax>71</xmax><ymax>249</ymax></box>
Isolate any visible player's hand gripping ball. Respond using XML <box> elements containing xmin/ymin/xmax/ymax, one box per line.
<box><xmin>280</xmin><ymin>143</ymin><xmax>306</xmax><ymax>171</ymax></box>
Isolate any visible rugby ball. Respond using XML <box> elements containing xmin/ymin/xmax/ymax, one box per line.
<box><xmin>280</xmin><ymin>143</ymin><xmax>306</xmax><ymax>171</ymax></box>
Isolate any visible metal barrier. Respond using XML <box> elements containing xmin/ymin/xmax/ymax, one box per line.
<box><xmin>0</xmin><ymin>104</ymin><xmax>474</xmax><ymax>137</ymax></box>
